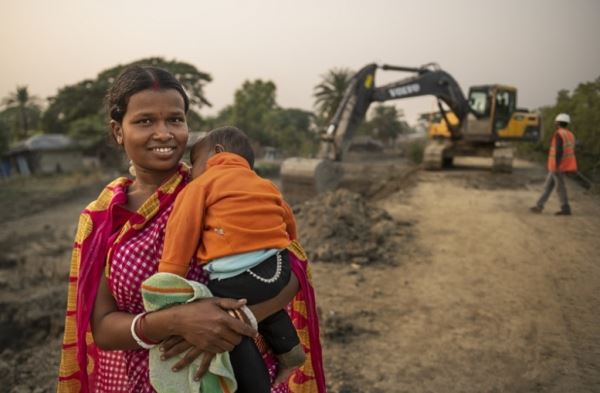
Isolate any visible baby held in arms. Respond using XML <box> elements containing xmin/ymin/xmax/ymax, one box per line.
<box><xmin>158</xmin><ymin>126</ymin><xmax>305</xmax><ymax>392</ymax></box>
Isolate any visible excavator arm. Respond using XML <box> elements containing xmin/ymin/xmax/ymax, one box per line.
<box><xmin>321</xmin><ymin>63</ymin><xmax>470</xmax><ymax>161</ymax></box>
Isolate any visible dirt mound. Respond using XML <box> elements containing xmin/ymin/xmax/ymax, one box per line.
<box><xmin>294</xmin><ymin>189</ymin><xmax>404</xmax><ymax>264</ymax></box>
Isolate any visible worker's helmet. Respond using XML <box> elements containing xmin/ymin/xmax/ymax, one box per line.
<box><xmin>555</xmin><ymin>113</ymin><xmax>571</xmax><ymax>124</ymax></box>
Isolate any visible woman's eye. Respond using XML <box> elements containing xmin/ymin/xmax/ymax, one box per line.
<box><xmin>170</xmin><ymin>117</ymin><xmax>185</xmax><ymax>124</ymax></box>
<box><xmin>136</xmin><ymin>118</ymin><xmax>152</xmax><ymax>125</ymax></box>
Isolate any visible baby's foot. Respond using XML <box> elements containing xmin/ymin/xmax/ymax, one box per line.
<box><xmin>274</xmin><ymin>344</ymin><xmax>306</xmax><ymax>385</ymax></box>
<box><xmin>274</xmin><ymin>366</ymin><xmax>296</xmax><ymax>385</ymax></box>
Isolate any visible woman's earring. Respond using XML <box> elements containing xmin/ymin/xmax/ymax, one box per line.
<box><xmin>128</xmin><ymin>160</ymin><xmax>136</xmax><ymax>177</ymax></box>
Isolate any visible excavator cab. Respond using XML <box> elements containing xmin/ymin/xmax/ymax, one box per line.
<box><xmin>491</xmin><ymin>87</ymin><xmax>516</xmax><ymax>132</ymax></box>
<box><xmin>461</xmin><ymin>85</ymin><xmax>516</xmax><ymax>141</ymax></box>
<box><xmin>427</xmin><ymin>84</ymin><xmax>540</xmax><ymax>171</ymax></box>
<box><xmin>467</xmin><ymin>87</ymin><xmax>493</xmax><ymax>118</ymax></box>
<box><xmin>491</xmin><ymin>86</ymin><xmax>541</xmax><ymax>141</ymax></box>
<box><xmin>465</xmin><ymin>85</ymin><xmax>517</xmax><ymax>136</ymax></box>
<box><xmin>431</xmin><ymin>85</ymin><xmax>540</xmax><ymax>142</ymax></box>
<box><xmin>429</xmin><ymin>86</ymin><xmax>509</xmax><ymax>140</ymax></box>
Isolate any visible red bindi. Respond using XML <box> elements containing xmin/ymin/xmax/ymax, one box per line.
<box><xmin>151</xmin><ymin>79</ymin><xmax>160</xmax><ymax>91</ymax></box>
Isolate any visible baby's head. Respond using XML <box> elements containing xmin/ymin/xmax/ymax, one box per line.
<box><xmin>190</xmin><ymin>126</ymin><xmax>255</xmax><ymax>178</ymax></box>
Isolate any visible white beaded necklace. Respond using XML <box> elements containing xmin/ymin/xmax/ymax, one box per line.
<box><xmin>246</xmin><ymin>252</ymin><xmax>283</xmax><ymax>283</ymax></box>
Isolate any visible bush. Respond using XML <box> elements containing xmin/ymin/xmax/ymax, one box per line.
<box><xmin>254</xmin><ymin>161</ymin><xmax>281</xmax><ymax>178</ymax></box>
<box><xmin>408</xmin><ymin>139</ymin><xmax>426</xmax><ymax>164</ymax></box>
<box><xmin>539</xmin><ymin>77</ymin><xmax>600</xmax><ymax>181</ymax></box>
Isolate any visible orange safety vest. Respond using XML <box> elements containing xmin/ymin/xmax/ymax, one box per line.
<box><xmin>548</xmin><ymin>128</ymin><xmax>577</xmax><ymax>172</ymax></box>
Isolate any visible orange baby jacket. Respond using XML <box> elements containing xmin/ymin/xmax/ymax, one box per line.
<box><xmin>159</xmin><ymin>152</ymin><xmax>296</xmax><ymax>276</ymax></box>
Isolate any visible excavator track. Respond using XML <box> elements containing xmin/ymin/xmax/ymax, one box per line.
<box><xmin>423</xmin><ymin>140</ymin><xmax>452</xmax><ymax>170</ymax></box>
<box><xmin>492</xmin><ymin>146</ymin><xmax>514</xmax><ymax>173</ymax></box>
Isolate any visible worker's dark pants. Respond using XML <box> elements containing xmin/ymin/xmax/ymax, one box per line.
<box><xmin>536</xmin><ymin>172</ymin><xmax>570</xmax><ymax>211</ymax></box>
<box><xmin>207</xmin><ymin>250</ymin><xmax>299</xmax><ymax>393</ymax></box>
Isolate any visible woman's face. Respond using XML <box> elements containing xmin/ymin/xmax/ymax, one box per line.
<box><xmin>112</xmin><ymin>88</ymin><xmax>188</xmax><ymax>177</ymax></box>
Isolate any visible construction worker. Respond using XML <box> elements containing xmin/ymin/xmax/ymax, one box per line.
<box><xmin>530</xmin><ymin>113</ymin><xmax>578</xmax><ymax>215</ymax></box>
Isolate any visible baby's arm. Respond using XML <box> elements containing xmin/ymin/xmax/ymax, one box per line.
<box><xmin>160</xmin><ymin>183</ymin><xmax>207</xmax><ymax>275</ymax></box>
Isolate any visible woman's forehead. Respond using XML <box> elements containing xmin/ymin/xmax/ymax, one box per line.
<box><xmin>127</xmin><ymin>89</ymin><xmax>185</xmax><ymax>113</ymax></box>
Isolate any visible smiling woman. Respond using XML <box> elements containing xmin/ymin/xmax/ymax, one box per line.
<box><xmin>108</xmin><ymin>67</ymin><xmax>190</xmax><ymax>180</ymax></box>
<box><xmin>111</xmin><ymin>89</ymin><xmax>189</xmax><ymax>184</ymax></box>
<box><xmin>57</xmin><ymin>65</ymin><xmax>325</xmax><ymax>393</ymax></box>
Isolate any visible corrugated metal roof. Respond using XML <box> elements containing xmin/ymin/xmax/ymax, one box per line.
<box><xmin>9</xmin><ymin>134</ymin><xmax>76</xmax><ymax>153</ymax></box>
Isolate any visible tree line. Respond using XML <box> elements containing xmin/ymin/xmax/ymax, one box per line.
<box><xmin>536</xmin><ymin>77</ymin><xmax>600</xmax><ymax>180</ymax></box>
<box><xmin>0</xmin><ymin>58</ymin><xmax>411</xmax><ymax>158</ymax></box>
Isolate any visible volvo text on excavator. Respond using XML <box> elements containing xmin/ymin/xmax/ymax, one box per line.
<box><xmin>280</xmin><ymin>63</ymin><xmax>541</xmax><ymax>201</ymax></box>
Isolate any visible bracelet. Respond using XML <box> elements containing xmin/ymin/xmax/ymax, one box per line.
<box><xmin>137</xmin><ymin>312</ymin><xmax>160</xmax><ymax>345</ymax></box>
<box><xmin>239</xmin><ymin>305</ymin><xmax>258</xmax><ymax>330</ymax></box>
<box><xmin>130</xmin><ymin>313</ymin><xmax>157</xmax><ymax>349</ymax></box>
<box><xmin>227</xmin><ymin>306</ymin><xmax>258</xmax><ymax>330</ymax></box>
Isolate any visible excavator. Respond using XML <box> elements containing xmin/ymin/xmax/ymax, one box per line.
<box><xmin>280</xmin><ymin>63</ymin><xmax>541</xmax><ymax>201</ymax></box>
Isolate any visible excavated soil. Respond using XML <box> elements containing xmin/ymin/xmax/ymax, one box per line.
<box><xmin>2</xmin><ymin>157</ymin><xmax>600</xmax><ymax>393</ymax></box>
<box><xmin>294</xmin><ymin>189</ymin><xmax>411</xmax><ymax>265</ymax></box>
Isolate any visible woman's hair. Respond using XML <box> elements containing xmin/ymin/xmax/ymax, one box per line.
<box><xmin>193</xmin><ymin>126</ymin><xmax>255</xmax><ymax>168</ymax></box>
<box><xmin>105</xmin><ymin>65</ymin><xmax>190</xmax><ymax>123</ymax></box>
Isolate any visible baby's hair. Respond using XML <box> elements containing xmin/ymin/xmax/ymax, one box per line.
<box><xmin>193</xmin><ymin>126</ymin><xmax>255</xmax><ymax>168</ymax></box>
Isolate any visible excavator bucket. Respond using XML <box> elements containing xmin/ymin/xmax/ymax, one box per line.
<box><xmin>280</xmin><ymin>158</ymin><xmax>342</xmax><ymax>204</ymax></box>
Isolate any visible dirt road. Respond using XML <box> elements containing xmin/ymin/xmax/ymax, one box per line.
<box><xmin>316</xmin><ymin>158</ymin><xmax>600</xmax><ymax>393</ymax></box>
<box><xmin>1</xmin><ymin>158</ymin><xmax>599</xmax><ymax>392</ymax></box>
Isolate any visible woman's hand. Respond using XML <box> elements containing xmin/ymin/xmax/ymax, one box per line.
<box><xmin>160</xmin><ymin>337</ymin><xmax>215</xmax><ymax>380</ymax></box>
<box><xmin>93</xmin><ymin>278</ymin><xmax>255</xmax><ymax>353</ymax></box>
<box><xmin>154</xmin><ymin>297</ymin><xmax>255</xmax><ymax>379</ymax></box>
<box><xmin>149</xmin><ymin>273</ymin><xmax>300</xmax><ymax>378</ymax></box>
<box><xmin>170</xmin><ymin>297</ymin><xmax>257</xmax><ymax>353</ymax></box>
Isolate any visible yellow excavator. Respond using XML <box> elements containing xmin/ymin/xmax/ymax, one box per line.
<box><xmin>280</xmin><ymin>63</ymin><xmax>541</xmax><ymax>200</ymax></box>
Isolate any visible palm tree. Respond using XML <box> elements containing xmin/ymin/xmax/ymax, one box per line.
<box><xmin>313</xmin><ymin>68</ymin><xmax>354</xmax><ymax>125</ymax></box>
<box><xmin>2</xmin><ymin>86</ymin><xmax>41</xmax><ymax>140</ymax></box>
<box><xmin>366</xmin><ymin>104</ymin><xmax>407</xmax><ymax>144</ymax></box>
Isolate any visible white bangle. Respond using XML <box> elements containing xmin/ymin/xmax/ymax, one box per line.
<box><xmin>130</xmin><ymin>313</ymin><xmax>156</xmax><ymax>349</ymax></box>
<box><xmin>239</xmin><ymin>305</ymin><xmax>258</xmax><ymax>330</ymax></box>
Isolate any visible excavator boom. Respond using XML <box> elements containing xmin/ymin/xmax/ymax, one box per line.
<box><xmin>321</xmin><ymin>63</ymin><xmax>470</xmax><ymax>161</ymax></box>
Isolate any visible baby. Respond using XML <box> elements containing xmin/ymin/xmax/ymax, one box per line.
<box><xmin>159</xmin><ymin>126</ymin><xmax>305</xmax><ymax>392</ymax></box>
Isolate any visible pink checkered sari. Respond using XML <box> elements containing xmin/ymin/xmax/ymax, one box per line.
<box><xmin>101</xmin><ymin>202</ymin><xmax>286</xmax><ymax>392</ymax></box>
<box><xmin>58</xmin><ymin>164</ymin><xmax>324</xmax><ymax>393</ymax></box>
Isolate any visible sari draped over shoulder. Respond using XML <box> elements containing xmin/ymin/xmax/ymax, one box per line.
<box><xmin>57</xmin><ymin>164</ymin><xmax>326</xmax><ymax>393</ymax></box>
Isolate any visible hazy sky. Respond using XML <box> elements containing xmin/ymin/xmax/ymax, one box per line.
<box><xmin>2</xmin><ymin>0</ymin><xmax>600</xmax><ymax>123</ymax></box>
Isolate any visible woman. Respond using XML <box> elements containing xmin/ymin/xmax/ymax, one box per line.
<box><xmin>57</xmin><ymin>65</ymin><xmax>325</xmax><ymax>392</ymax></box>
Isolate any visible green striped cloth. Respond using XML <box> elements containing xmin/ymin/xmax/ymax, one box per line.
<box><xmin>141</xmin><ymin>272</ymin><xmax>237</xmax><ymax>393</ymax></box>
